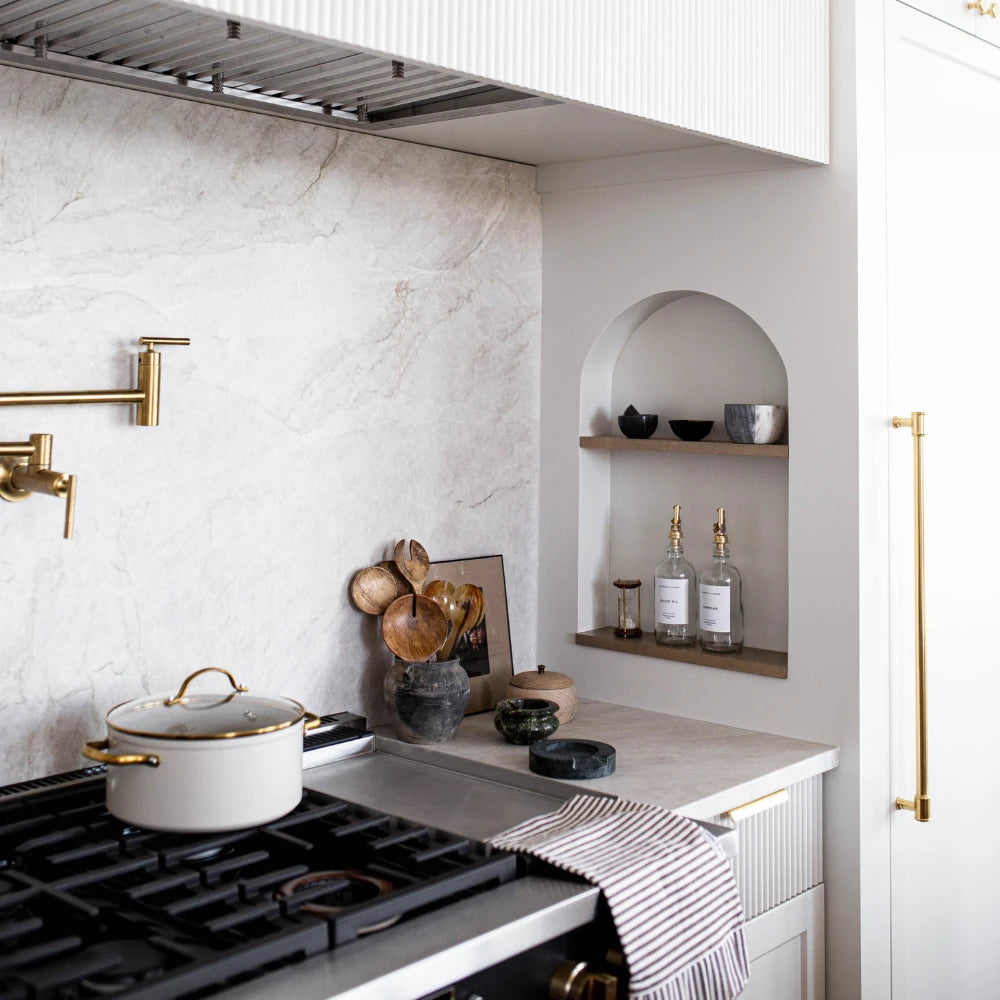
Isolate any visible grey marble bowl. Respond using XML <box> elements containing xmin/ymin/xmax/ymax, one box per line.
<box><xmin>724</xmin><ymin>403</ymin><xmax>787</xmax><ymax>445</ymax></box>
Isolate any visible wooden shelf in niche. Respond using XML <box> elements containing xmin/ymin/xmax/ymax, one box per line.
<box><xmin>575</xmin><ymin>628</ymin><xmax>788</xmax><ymax>679</ymax></box>
<box><xmin>580</xmin><ymin>436</ymin><xmax>788</xmax><ymax>458</ymax></box>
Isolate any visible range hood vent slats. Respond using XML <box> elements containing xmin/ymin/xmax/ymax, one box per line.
<box><xmin>231</xmin><ymin>52</ymin><xmax>390</xmax><ymax>98</ymax></box>
<box><xmin>1</xmin><ymin>0</ymin><xmax>129</xmax><ymax>40</ymax></box>
<box><xmin>0</xmin><ymin>0</ymin><xmax>555</xmax><ymax>130</ymax></box>
<box><xmin>59</xmin><ymin>11</ymin><xmax>190</xmax><ymax>57</ymax></box>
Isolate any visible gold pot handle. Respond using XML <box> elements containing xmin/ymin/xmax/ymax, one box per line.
<box><xmin>82</xmin><ymin>739</ymin><xmax>160</xmax><ymax>767</ymax></box>
<box><xmin>164</xmin><ymin>667</ymin><xmax>249</xmax><ymax>706</ymax></box>
<box><xmin>303</xmin><ymin>712</ymin><xmax>322</xmax><ymax>731</ymax></box>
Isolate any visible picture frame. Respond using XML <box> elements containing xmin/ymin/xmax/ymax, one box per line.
<box><xmin>426</xmin><ymin>554</ymin><xmax>513</xmax><ymax>714</ymax></box>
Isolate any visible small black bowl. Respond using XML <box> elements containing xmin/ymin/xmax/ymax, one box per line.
<box><xmin>618</xmin><ymin>413</ymin><xmax>658</xmax><ymax>439</ymax></box>
<box><xmin>668</xmin><ymin>419</ymin><xmax>713</xmax><ymax>442</ymax></box>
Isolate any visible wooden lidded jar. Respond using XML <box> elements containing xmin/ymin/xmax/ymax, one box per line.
<box><xmin>503</xmin><ymin>665</ymin><xmax>578</xmax><ymax>724</ymax></box>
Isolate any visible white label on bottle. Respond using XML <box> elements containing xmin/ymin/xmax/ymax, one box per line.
<box><xmin>700</xmin><ymin>584</ymin><xmax>730</xmax><ymax>632</ymax></box>
<box><xmin>655</xmin><ymin>578</ymin><xmax>688</xmax><ymax>626</ymax></box>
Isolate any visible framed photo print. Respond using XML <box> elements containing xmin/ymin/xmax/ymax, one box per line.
<box><xmin>425</xmin><ymin>554</ymin><xmax>513</xmax><ymax>714</ymax></box>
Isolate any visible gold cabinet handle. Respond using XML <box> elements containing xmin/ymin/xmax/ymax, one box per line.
<box><xmin>82</xmin><ymin>739</ymin><xmax>160</xmax><ymax>767</ymax></box>
<box><xmin>892</xmin><ymin>412</ymin><xmax>931</xmax><ymax>823</ymax></box>
<box><xmin>726</xmin><ymin>788</ymin><xmax>789</xmax><ymax>823</ymax></box>
<box><xmin>968</xmin><ymin>0</ymin><xmax>999</xmax><ymax>16</ymax></box>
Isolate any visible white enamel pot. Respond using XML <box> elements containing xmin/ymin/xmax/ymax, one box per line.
<box><xmin>82</xmin><ymin>667</ymin><xmax>320</xmax><ymax>833</ymax></box>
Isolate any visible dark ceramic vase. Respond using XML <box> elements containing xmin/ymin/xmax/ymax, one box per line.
<box><xmin>493</xmin><ymin>698</ymin><xmax>560</xmax><ymax>744</ymax></box>
<box><xmin>383</xmin><ymin>658</ymin><xmax>470</xmax><ymax>744</ymax></box>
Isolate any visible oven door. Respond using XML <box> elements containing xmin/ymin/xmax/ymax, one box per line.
<box><xmin>422</xmin><ymin>922</ymin><xmax>626</xmax><ymax>1000</ymax></box>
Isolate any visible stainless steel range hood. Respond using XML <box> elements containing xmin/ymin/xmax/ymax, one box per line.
<box><xmin>0</xmin><ymin>0</ymin><xmax>555</xmax><ymax>133</ymax></box>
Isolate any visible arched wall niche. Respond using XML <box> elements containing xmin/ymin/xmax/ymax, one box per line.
<box><xmin>578</xmin><ymin>290</ymin><xmax>789</xmax><ymax>672</ymax></box>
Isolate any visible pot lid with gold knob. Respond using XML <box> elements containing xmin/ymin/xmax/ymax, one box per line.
<box><xmin>508</xmin><ymin>664</ymin><xmax>574</xmax><ymax>692</ymax></box>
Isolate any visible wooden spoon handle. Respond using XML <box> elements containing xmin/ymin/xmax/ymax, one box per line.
<box><xmin>439</xmin><ymin>600</ymin><xmax>478</xmax><ymax>662</ymax></box>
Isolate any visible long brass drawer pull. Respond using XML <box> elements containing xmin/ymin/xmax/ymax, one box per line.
<box><xmin>726</xmin><ymin>788</ymin><xmax>789</xmax><ymax>823</ymax></box>
<box><xmin>892</xmin><ymin>411</ymin><xmax>931</xmax><ymax>823</ymax></box>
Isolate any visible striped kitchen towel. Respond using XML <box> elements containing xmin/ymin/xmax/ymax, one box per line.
<box><xmin>488</xmin><ymin>794</ymin><xmax>748</xmax><ymax>1000</ymax></box>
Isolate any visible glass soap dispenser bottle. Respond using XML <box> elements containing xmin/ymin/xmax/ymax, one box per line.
<box><xmin>654</xmin><ymin>504</ymin><xmax>698</xmax><ymax>646</ymax></box>
<box><xmin>698</xmin><ymin>507</ymin><xmax>744</xmax><ymax>653</ymax></box>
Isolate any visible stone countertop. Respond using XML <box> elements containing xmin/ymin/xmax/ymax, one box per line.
<box><xmin>375</xmin><ymin>698</ymin><xmax>839</xmax><ymax>820</ymax></box>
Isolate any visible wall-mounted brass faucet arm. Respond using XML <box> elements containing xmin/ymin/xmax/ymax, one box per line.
<box><xmin>0</xmin><ymin>337</ymin><xmax>190</xmax><ymax>426</ymax></box>
<box><xmin>0</xmin><ymin>433</ymin><xmax>77</xmax><ymax>539</ymax></box>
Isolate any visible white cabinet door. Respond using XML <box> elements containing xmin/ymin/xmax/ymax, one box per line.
<box><xmin>742</xmin><ymin>887</ymin><xmax>824</xmax><ymax>1000</ymax></box>
<box><xmin>886</xmin><ymin>6</ymin><xmax>1000</xmax><ymax>999</ymax></box>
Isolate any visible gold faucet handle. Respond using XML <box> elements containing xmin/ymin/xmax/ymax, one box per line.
<box><xmin>136</xmin><ymin>339</ymin><xmax>191</xmax><ymax>426</ymax></box>
<box><xmin>139</xmin><ymin>337</ymin><xmax>191</xmax><ymax>351</ymax></box>
<box><xmin>62</xmin><ymin>474</ymin><xmax>76</xmax><ymax>540</ymax></box>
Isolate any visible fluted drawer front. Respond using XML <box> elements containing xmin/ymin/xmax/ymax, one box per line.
<box><xmin>707</xmin><ymin>774</ymin><xmax>823</xmax><ymax>919</ymax></box>
<box><xmin>180</xmin><ymin>0</ymin><xmax>829</xmax><ymax>162</ymax></box>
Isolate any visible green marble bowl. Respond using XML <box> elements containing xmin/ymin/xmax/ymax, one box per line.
<box><xmin>494</xmin><ymin>698</ymin><xmax>560</xmax><ymax>745</ymax></box>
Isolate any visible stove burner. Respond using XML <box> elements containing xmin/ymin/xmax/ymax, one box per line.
<box><xmin>179</xmin><ymin>843</ymin><xmax>235</xmax><ymax>865</ymax></box>
<box><xmin>275</xmin><ymin>871</ymin><xmax>400</xmax><ymax>933</ymax></box>
<box><xmin>77</xmin><ymin>939</ymin><xmax>168</xmax><ymax>994</ymax></box>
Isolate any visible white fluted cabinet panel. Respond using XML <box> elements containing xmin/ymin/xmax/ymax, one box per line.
<box><xmin>707</xmin><ymin>774</ymin><xmax>823</xmax><ymax>920</ymax></box>
<box><xmin>180</xmin><ymin>0</ymin><xmax>829</xmax><ymax>162</ymax></box>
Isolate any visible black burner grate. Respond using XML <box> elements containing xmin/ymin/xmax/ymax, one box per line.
<box><xmin>0</xmin><ymin>777</ymin><xmax>517</xmax><ymax>999</ymax></box>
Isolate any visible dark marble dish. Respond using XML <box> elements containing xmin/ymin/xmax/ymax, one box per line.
<box><xmin>494</xmin><ymin>698</ymin><xmax>560</xmax><ymax>745</ymax></box>
<box><xmin>528</xmin><ymin>739</ymin><xmax>617</xmax><ymax>779</ymax></box>
<box><xmin>668</xmin><ymin>419</ymin><xmax>714</xmax><ymax>441</ymax></box>
<box><xmin>618</xmin><ymin>412</ymin><xmax>658</xmax><ymax>438</ymax></box>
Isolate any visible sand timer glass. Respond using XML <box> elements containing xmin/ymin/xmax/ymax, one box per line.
<box><xmin>613</xmin><ymin>579</ymin><xmax>642</xmax><ymax>638</ymax></box>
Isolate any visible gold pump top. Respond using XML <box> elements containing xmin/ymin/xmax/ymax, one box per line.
<box><xmin>669</xmin><ymin>504</ymin><xmax>683</xmax><ymax>543</ymax></box>
<box><xmin>713</xmin><ymin>506</ymin><xmax>728</xmax><ymax>551</ymax></box>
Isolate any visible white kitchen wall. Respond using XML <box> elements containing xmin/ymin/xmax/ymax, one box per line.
<box><xmin>0</xmin><ymin>65</ymin><xmax>541</xmax><ymax>784</ymax></box>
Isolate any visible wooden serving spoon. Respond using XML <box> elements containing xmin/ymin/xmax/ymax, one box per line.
<box><xmin>426</xmin><ymin>580</ymin><xmax>464</xmax><ymax>630</ymax></box>
<box><xmin>377</xmin><ymin>560</ymin><xmax>412</xmax><ymax>602</ymax></box>
<box><xmin>438</xmin><ymin>598</ymin><xmax>479</xmax><ymax>662</ymax></box>
<box><xmin>382</xmin><ymin>595</ymin><xmax>449</xmax><ymax>661</ymax></box>
<box><xmin>393</xmin><ymin>539</ymin><xmax>430</xmax><ymax>596</ymax></box>
<box><xmin>454</xmin><ymin>583</ymin><xmax>485</xmax><ymax>629</ymax></box>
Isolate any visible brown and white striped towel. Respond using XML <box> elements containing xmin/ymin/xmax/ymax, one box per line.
<box><xmin>489</xmin><ymin>795</ymin><xmax>748</xmax><ymax>1000</ymax></box>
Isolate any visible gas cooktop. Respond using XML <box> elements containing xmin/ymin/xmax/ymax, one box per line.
<box><xmin>0</xmin><ymin>727</ymin><xmax>519</xmax><ymax>1000</ymax></box>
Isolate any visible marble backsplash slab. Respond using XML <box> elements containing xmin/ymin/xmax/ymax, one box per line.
<box><xmin>0</xmin><ymin>66</ymin><xmax>541</xmax><ymax>784</ymax></box>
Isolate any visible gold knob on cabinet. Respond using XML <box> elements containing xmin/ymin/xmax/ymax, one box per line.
<box><xmin>968</xmin><ymin>0</ymin><xmax>999</xmax><ymax>16</ymax></box>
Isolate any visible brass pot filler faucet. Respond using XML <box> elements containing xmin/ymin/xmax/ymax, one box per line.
<box><xmin>0</xmin><ymin>337</ymin><xmax>189</xmax><ymax>539</ymax></box>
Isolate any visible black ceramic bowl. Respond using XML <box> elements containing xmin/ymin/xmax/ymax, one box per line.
<box><xmin>668</xmin><ymin>419</ymin><xmax>714</xmax><ymax>442</ymax></box>
<box><xmin>618</xmin><ymin>413</ymin><xmax>658</xmax><ymax>439</ymax></box>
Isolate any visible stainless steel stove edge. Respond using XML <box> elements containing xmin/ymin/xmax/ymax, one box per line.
<box><xmin>215</xmin><ymin>874</ymin><xmax>600</xmax><ymax>1000</ymax></box>
<box><xmin>302</xmin><ymin>732</ymin><xmax>375</xmax><ymax>768</ymax></box>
